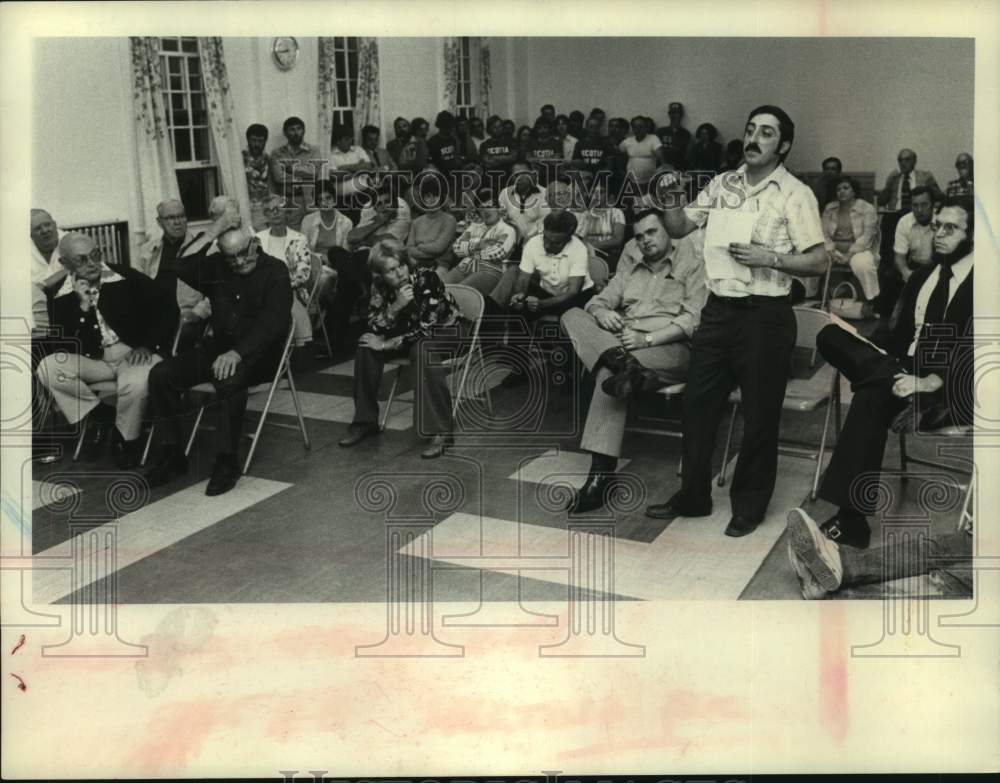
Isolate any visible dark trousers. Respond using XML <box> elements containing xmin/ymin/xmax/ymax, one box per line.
<box><xmin>147</xmin><ymin>337</ymin><xmax>283</xmax><ymax>455</ymax></box>
<box><xmin>815</xmin><ymin>324</ymin><xmax>908</xmax><ymax>516</ymax></box>
<box><xmin>679</xmin><ymin>294</ymin><xmax>796</xmax><ymax>518</ymax></box>
<box><xmin>327</xmin><ymin>247</ymin><xmax>371</xmax><ymax>345</ymax></box>
<box><xmin>352</xmin><ymin>323</ymin><xmax>472</xmax><ymax>436</ymax></box>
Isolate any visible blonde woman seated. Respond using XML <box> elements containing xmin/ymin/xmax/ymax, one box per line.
<box><xmin>822</xmin><ymin>175</ymin><xmax>879</xmax><ymax>316</ymax></box>
<box><xmin>440</xmin><ymin>190</ymin><xmax>518</xmax><ymax>295</ymax></box>
<box><xmin>338</xmin><ymin>238</ymin><xmax>468</xmax><ymax>459</ymax></box>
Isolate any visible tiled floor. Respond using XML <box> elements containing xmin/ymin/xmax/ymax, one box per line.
<box><xmin>27</xmin><ymin>333</ymin><xmax>973</xmax><ymax>606</ymax></box>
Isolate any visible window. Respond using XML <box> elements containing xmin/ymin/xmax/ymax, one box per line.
<box><xmin>328</xmin><ymin>37</ymin><xmax>359</xmax><ymax>136</ymax></box>
<box><xmin>455</xmin><ymin>37</ymin><xmax>479</xmax><ymax>119</ymax></box>
<box><xmin>160</xmin><ymin>36</ymin><xmax>219</xmax><ymax>220</ymax></box>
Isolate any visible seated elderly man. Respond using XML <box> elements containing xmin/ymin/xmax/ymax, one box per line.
<box><xmin>145</xmin><ymin>212</ymin><xmax>292</xmax><ymax>496</ymax></box>
<box><xmin>338</xmin><ymin>238</ymin><xmax>467</xmax><ymax>459</ymax></box>
<box><xmin>136</xmin><ymin>199</ymin><xmax>211</xmax><ymax>349</ymax></box>
<box><xmin>561</xmin><ymin>209</ymin><xmax>707</xmax><ymax>513</ymax></box>
<box><xmin>30</xmin><ymin>208</ymin><xmax>68</xmax><ymax>338</ymax></box>
<box><xmin>36</xmin><ymin>233</ymin><xmax>178</xmax><ymax>468</ymax></box>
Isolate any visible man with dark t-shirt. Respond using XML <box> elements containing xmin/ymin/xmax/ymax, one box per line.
<box><xmin>656</xmin><ymin>101</ymin><xmax>692</xmax><ymax>171</ymax></box>
<box><xmin>572</xmin><ymin>116</ymin><xmax>614</xmax><ymax>177</ymax></box>
<box><xmin>526</xmin><ymin>117</ymin><xmax>564</xmax><ymax>185</ymax></box>
<box><xmin>479</xmin><ymin>115</ymin><xmax>518</xmax><ymax>182</ymax></box>
<box><xmin>427</xmin><ymin>110</ymin><xmax>461</xmax><ymax>177</ymax></box>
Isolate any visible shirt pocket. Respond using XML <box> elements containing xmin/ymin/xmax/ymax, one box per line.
<box><xmin>652</xmin><ymin>278</ymin><xmax>686</xmax><ymax>315</ymax></box>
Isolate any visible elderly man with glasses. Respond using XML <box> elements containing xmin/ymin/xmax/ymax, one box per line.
<box><xmin>35</xmin><ymin>233</ymin><xmax>178</xmax><ymax>468</ymax></box>
<box><xmin>145</xmin><ymin>207</ymin><xmax>292</xmax><ymax>496</ymax></box>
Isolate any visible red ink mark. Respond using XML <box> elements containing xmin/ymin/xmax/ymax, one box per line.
<box><xmin>10</xmin><ymin>673</ymin><xmax>27</xmax><ymax>692</ymax></box>
<box><xmin>11</xmin><ymin>634</ymin><xmax>26</xmax><ymax>655</ymax></box>
<box><xmin>819</xmin><ymin>603</ymin><xmax>849</xmax><ymax>743</ymax></box>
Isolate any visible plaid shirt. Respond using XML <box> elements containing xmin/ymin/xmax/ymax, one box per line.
<box><xmin>685</xmin><ymin>163</ymin><xmax>824</xmax><ymax>297</ymax></box>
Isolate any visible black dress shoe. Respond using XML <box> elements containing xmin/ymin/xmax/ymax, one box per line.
<box><xmin>645</xmin><ymin>494</ymin><xmax>712</xmax><ymax>520</ymax></box>
<box><xmin>144</xmin><ymin>447</ymin><xmax>189</xmax><ymax>489</ymax></box>
<box><xmin>338</xmin><ymin>422</ymin><xmax>379</xmax><ymax>447</ymax></box>
<box><xmin>205</xmin><ymin>453</ymin><xmax>240</xmax><ymax>496</ymax></box>
<box><xmin>568</xmin><ymin>472</ymin><xmax>613</xmax><ymax>514</ymax></box>
<box><xmin>724</xmin><ymin>514</ymin><xmax>764</xmax><ymax>537</ymax></box>
<box><xmin>601</xmin><ymin>360</ymin><xmax>644</xmax><ymax>399</ymax></box>
<box><xmin>820</xmin><ymin>516</ymin><xmax>871</xmax><ymax>549</ymax></box>
<box><xmin>111</xmin><ymin>437</ymin><xmax>142</xmax><ymax>470</ymax></box>
<box><xmin>81</xmin><ymin>420</ymin><xmax>112</xmax><ymax>460</ymax></box>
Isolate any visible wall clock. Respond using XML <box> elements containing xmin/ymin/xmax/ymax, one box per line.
<box><xmin>272</xmin><ymin>37</ymin><xmax>299</xmax><ymax>71</ymax></box>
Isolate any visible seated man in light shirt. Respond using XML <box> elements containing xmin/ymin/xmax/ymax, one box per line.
<box><xmin>561</xmin><ymin>209</ymin><xmax>707</xmax><ymax>513</ymax></box>
<box><xmin>499</xmin><ymin>163</ymin><xmax>548</xmax><ymax>242</ymax></box>
<box><xmin>30</xmin><ymin>208</ymin><xmax>68</xmax><ymax>336</ymax></box>
<box><xmin>893</xmin><ymin>186</ymin><xmax>937</xmax><ymax>280</ymax></box>
<box><xmin>328</xmin><ymin>125</ymin><xmax>377</xmax><ymax>220</ymax></box>
<box><xmin>487</xmin><ymin>210</ymin><xmax>594</xmax><ymax>320</ymax></box>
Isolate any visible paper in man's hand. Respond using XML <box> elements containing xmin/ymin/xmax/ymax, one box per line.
<box><xmin>704</xmin><ymin>208</ymin><xmax>755</xmax><ymax>282</ymax></box>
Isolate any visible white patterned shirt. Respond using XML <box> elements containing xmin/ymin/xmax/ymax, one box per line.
<box><xmin>684</xmin><ymin>163</ymin><xmax>825</xmax><ymax>297</ymax></box>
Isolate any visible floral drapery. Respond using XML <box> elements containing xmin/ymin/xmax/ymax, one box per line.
<box><xmin>197</xmin><ymin>37</ymin><xmax>252</xmax><ymax>227</ymax></box>
<box><xmin>354</xmin><ymin>37</ymin><xmax>381</xmax><ymax>133</ymax></box>
<box><xmin>317</xmin><ymin>37</ymin><xmax>381</xmax><ymax>161</ymax></box>
<box><xmin>478</xmin><ymin>38</ymin><xmax>492</xmax><ymax>119</ymax></box>
<box><xmin>129</xmin><ymin>37</ymin><xmax>180</xmax><ymax>238</ymax></box>
<box><xmin>441</xmin><ymin>37</ymin><xmax>461</xmax><ymax>113</ymax></box>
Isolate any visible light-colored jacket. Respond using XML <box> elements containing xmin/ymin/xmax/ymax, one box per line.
<box><xmin>821</xmin><ymin>198</ymin><xmax>879</xmax><ymax>259</ymax></box>
<box><xmin>136</xmin><ymin>230</ymin><xmax>211</xmax><ymax>317</ymax></box>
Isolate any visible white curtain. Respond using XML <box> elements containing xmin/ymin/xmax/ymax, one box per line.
<box><xmin>479</xmin><ymin>38</ymin><xmax>492</xmax><ymax>119</ymax></box>
<box><xmin>128</xmin><ymin>37</ymin><xmax>180</xmax><ymax>239</ymax></box>
<box><xmin>317</xmin><ymin>37</ymin><xmax>338</xmax><ymax>162</ymax></box>
<box><xmin>198</xmin><ymin>37</ymin><xmax>252</xmax><ymax>227</ymax></box>
<box><xmin>441</xmin><ymin>37</ymin><xmax>461</xmax><ymax>113</ymax></box>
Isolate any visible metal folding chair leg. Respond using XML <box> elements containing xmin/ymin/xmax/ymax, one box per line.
<box><xmin>811</xmin><ymin>374</ymin><xmax>838</xmax><ymax>500</ymax></box>
<box><xmin>285</xmin><ymin>365</ymin><xmax>311</xmax><ymax>450</ymax></box>
<box><xmin>185</xmin><ymin>406</ymin><xmax>206</xmax><ymax>457</ymax></box>
<box><xmin>478</xmin><ymin>343</ymin><xmax>494</xmax><ymax>417</ymax></box>
<box><xmin>379</xmin><ymin>370</ymin><xmax>402</xmax><ymax>432</ymax></box>
<box><xmin>72</xmin><ymin>418</ymin><xmax>88</xmax><ymax>462</ymax></box>
<box><xmin>318</xmin><ymin>309</ymin><xmax>334</xmax><ymax>357</ymax></box>
<box><xmin>717</xmin><ymin>401</ymin><xmax>739</xmax><ymax>487</ymax></box>
<box><xmin>899</xmin><ymin>431</ymin><xmax>908</xmax><ymax>472</ymax></box>
<box><xmin>140</xmin><ymin>423</ymin><xmax>156</xmax><ymax>467</ymax></box>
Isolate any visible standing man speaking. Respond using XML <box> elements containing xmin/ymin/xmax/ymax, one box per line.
<box><xmin>646</xmin><ymin>105</ymin><xmax>827</xmax><ymax>536</ymax></box>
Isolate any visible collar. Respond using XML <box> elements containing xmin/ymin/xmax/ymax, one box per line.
<box><xmin>944</xmin><ymin>251</ymin><xmax>974</xmax><ymax>285</ymax></box>
<box><xmin>629</xmin><ymin>244</ymin><xmax>676</xmax><ymax>275</ymax></box>
<box><xmin>55</xmin><ymin>263</ymin><xmax>124</xmax><ymax>297</ymax></box>
<box><xmin>733</xmin><ymin>162</ymin><xmax>791</xmax><ymax>195</ymax></box>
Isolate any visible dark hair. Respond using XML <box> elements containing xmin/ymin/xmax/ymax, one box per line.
<box><xmin>630</xmin><ymin>115</ymin><xmax>647</xmax><ymax>127</ymax></box>
<box><xmin>745</xmin><ymin>104</ymin><xmax>795</xmax><ymax>158</ymax></box>
<box><xmin>282</xmin><ymin>116</ymin><xmax>305</xmax><ymax>133</ymax></box>
<box><xmin>476</xmin><ymin>188</ymin><xmax>499</xmax><ymax>208</ymax></box>
<box><xmin>393</xmin><ymin>116</ymin><xmax>408</xmax><ymax>127</ymax></box>
<box><xmin>909</xmin><ymin>185</ymin><xmax>934</xmax><ymax>202</ymax></box>
<box><xmin>245</xmin><ymin>123</ymin><xmax>268</xmax><ymax>141</ymax></box>
<box><xmin>410</xmin><ymin>116</ymin><xmax>429</xmax><ymax>132</ymax></box>
<box><xmin>332</xmin><ymin>125</ymin><xmax>354</xmax><ymax>142</ymax></box>
<box><xmin>534</xmin><ymin>117</ymin><xmax>553</xmax><ymax>132</ymax></box>
<box><xmin>633</xmin><ymin>208</ymin><xmax>667</xmax><ymax>228</ymax></box>
<box><xmin>516</xmin><ymin>125</ymin><xmax>533</xmax><ymax>142</ymax></box>
<box><xmin>833</xmin><ymin>175</ymin><xmax>861</xmax><ymax>199</ymax></box>
<box><xmin>939</xmin><ymin>194</ymin><xmax>974</xmax><ymax>236</ymax></box>
<box><xmin>569</xmin><ymin>110</ymin><xmax>585</xmax><ymax>123</ymax></box>
<box><xmin>555</xmin><ymin>113</ymin><xmax>569</xmax><ymax>124</ymax></box>
<box><xmin>361</xmin><ymin>125</ymin><xmax>380</xmax><ymax>138</ymax></box>
<box><xmin>822</xmin><ymin>156</ymin><xmax>842</xmax><ymax>171</ymax></box>
<box><xmin>696</xmin><ymin>123</ymin><xmax>718</xmax><ymax>141</ymax></box>
<box><xmin>540</xmin><ymin>104</ymin><xmax>555</xmax><ymax>113</ymax></box>
<box><xmin>486</xmin><ymin>114</ymin><xmax>501</xmax><ymax>128</ymax></box>
<box><xmin>418</xmin><ymin>175</ymin><xmax>443</xmax><ymax>202</ymax></box>
<box><xmin>435</xmin><ymin>110</ymin><xmax>455</xmax><ymax>130</ymax></box>
<box><xmin>543</xmin><ymin>209</ymin><xmax>578</xmax><ymax>236</ymax></box>
<box><xmin>589</xmin><ymin>107</ymin><xmax>606</xmax><ymax>118</ymax></box>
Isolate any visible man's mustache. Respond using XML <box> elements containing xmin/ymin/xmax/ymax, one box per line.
<box><xmin>744</xmin><ymin>143</ymin><xmax>762</xmax><ymax>154</ymax></box>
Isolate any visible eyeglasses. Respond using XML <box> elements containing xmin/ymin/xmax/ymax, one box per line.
<box><xmin>931</xmin><ymin>221</ymin><xmax>965</xmax><ymax>236</ymax></box>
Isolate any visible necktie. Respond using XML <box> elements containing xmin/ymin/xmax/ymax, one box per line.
<box><xmin>900</xmin><ymin>172</ymin><xmax>912</xmax><ymax>212</ymax></box>
<box><xmin>917</xmin><ymin>261</ymin><xmax>954</xmax><ymax>358</ymax></box>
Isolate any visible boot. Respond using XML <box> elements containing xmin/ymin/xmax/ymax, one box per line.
<box><xmin>567</xmin><ymin>452</ymin><xmax>617</xmax><ymax>514</ymax></box>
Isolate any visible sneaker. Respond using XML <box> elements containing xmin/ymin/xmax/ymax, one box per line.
<box><xmin>786</xmin><ymin>508</ymin><xmax>844</xmax><ymax>598</ymax></box>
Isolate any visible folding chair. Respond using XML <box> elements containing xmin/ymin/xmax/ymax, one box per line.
<box><xmin>899</xmin><ymin>424</ymin><xmax>973</xmax><ymax>475</ymax></box>
<box><xmin>716</xmin><ymin>307</ymin><xmax>842</xmax><ymax>500</ymax></box>
<box><xmin>625</xmin><ymin>380</ymin><xmax>687</xmax><ymax>476</ymax></box>
<box><xmin>183</xmin><ymin>273</ymin><xmax>324</xmax><ymax>474</ymax></box>
<box><xmin>378</xmin><ymin>284</ymin><xmax>493</xmax><ymax>431</ymax></box>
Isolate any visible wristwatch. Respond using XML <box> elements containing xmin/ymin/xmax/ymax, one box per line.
<box><xmin>643</xmin><ymin>334</ymin><xmax>653</xmax><ymax>347</ymax></box>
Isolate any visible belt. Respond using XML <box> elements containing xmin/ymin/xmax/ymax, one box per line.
<box><xmin>709</xmin><ymin>293</ymin><xmax>790</xmax><ymax>308</ymax></box>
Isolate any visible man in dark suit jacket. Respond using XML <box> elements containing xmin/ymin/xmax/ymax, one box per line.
<box><xmin>876</xmin><ymin>148</ymin><xmax>940</xmax><ymax>212</ymax></box>
<box><xmin>144</xmin><ymin>212</ymin><xmax>292</xmax><ymax>497</ymax></box>
<box><xmin>789</xmin><ymin>196</ymin><xmax>974</xmax><ymax>550</ymax></box>
<box><xmin>35</xmin><ymin>233</ymin><xmax>178</xmax><ymax>468</ymax></box>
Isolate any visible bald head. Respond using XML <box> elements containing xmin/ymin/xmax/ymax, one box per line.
<box><xmin>31</xmin><ymin>209</ymin><xmax>59</xmax><ymax>255</ymax></box>
<box><xmin>218</xmin><ymin>228</ymin><xmax>259</xmax><ymax>276</ymax></box>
